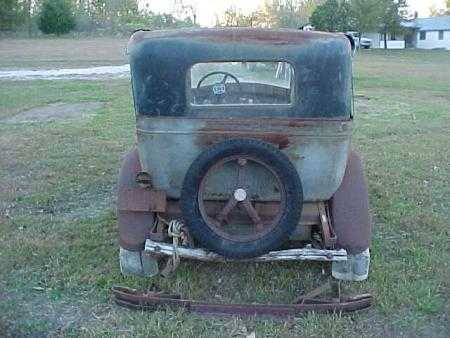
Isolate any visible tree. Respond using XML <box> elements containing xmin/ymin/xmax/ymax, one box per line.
<box><xmin>429</xmin><ymin>0</ymin><xmax>450</xmax><ymax>16</ymax></box>
<box><xmin>378</xmin><ymin>0</ymin><xmax>408</xmax><ymax>49</ymax></box>
<box><xmin>23</xmin><ymin>0</ymin><xmax>32</xmax><ymax>36</ymax></box>
<box><xmin>216</xmin><ymin>1</ymin><xmax>323</xmax><ymax>28</ymax></box>
<box><xmin>148</xmin><ymin>12</ymin><xmax>192</xmax><ymax>29</ymax></box>
<box><xmin>310</xmin><ymin>0</ymin><xmax>354</xmax><ymax>32</ymax></box>
<box><xmin>259</xmin><ymin>0</ymin><xmax>322</xmax><ymax>28</ymax></box>
<box><xmin>86</xmin><ymin>0</ymin><xmax>139</xmax><ymax>27</ymax></box>
<box><xmin>217</xmin><ymin>6</ymin><xmax>257</xmax><ymax>27</ymax></box>
<box><xmin>174</xmin><ymin>0</ymin><xmax>198</xmax><ymax>24</ymax></box>
<box><xmin>38</xmin><ymin>0</ymin><xmax>75</xmax><ymax>35</ymax></box>
<box><xmin>350</xmin><ymin>0</ymin><xmax>380</xmax><ymax>37</ymax></box>
<box><xmin>0</xmin><ymin>0</ymin><xmax>37</xmax><ymax>36</ymax></box>
<box><xmin>0</xmin><ymin>0</ymin><xmax>25</xmax><ymax>31</ymax></box>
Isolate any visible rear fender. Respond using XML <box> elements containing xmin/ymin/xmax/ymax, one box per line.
<box><xmin>117</xmin><ymin>148</ymin><xmax>166</xmax><ymax>251</ymax></box>
<box><xmin>330</xmin><ymin>150</ymin><xmax>372</xmax><ymax>254</ymax></box>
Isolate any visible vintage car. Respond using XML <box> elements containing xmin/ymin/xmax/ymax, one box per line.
<box><xmin>117</xmin><ymin>28</ymin><xmax>372</xmax><ymax>284</ymax></box>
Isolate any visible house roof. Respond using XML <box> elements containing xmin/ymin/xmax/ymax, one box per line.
<box><xmin>402</xmin><ymin>15</ymin><xmax>450</xmax><ymax>31</ymax></box>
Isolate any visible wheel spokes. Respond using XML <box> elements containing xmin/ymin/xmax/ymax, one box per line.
<box><xmin>241</xmin><ymin>198</ymin><xmax>264</xmax><ymax>231</ymax></box>
<box><xmin>216</xmin><ymin>195</ymin><xmax>238</xmax><ymax>224</ymax></box>
<box><xmin>236</xmin><ymin>157</ymin><xmax>247</xmax><ymax>187</ymax></box>
<box><xmin>199</xmin><ymin>155</ymin><xmax>283</xmax><ymax>241</ymax></box>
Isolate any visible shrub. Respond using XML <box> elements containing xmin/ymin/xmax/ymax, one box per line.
<box><xmin>38</xmin><ymin>0</ymin><xmax>75</xmax><ymax>35</ymax></box>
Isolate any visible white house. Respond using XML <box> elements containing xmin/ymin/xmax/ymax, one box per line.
<box><xmin>403</xmin><ymin>15</ymin><xmax>450</xmax><ymax>50</ymax></box>
<box><xmin>365</xmin><ymin>32</ymin><xmax>406</xmax><ymax>49</ymax></box>
<box><xmin>366</xmin><ymin>15</ymin><xmax>450</xmax><ymax>50</ymax></box>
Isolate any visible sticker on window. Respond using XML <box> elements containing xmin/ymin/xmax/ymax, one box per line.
<box><xmin>189</xmin><ymin>62</ymin><xmax>294</xmax><ymax>106</ymax></box>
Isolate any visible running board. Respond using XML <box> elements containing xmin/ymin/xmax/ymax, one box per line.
<box><xmin>144</xmin><ymin>239</ymin><xmax>347</xmax><ymax>262</ymax></box>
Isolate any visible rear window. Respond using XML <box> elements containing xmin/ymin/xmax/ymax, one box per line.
<box><xmin>189</xmin><ymin>61</ymin><xmax>294</xmax><ymax>106</ymax></box>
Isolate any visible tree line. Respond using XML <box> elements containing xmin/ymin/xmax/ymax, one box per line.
<box><xmin>215</xmin><ymin>0</ymin><xmax>319</xmax><ymax>28</ymax></box>
<box><xmin>216</xmin><ymin>0</ymin><xmax>409</xmax><ymax>43</ymax></box>
<box><xmin>309</xmin><ymin>0</ymin><xmax>408</xmax><ymax>46</ymax></box>
<box><xmin>0</xmin><ymin>0</ymin><xmax>197</xmax><ymax>36</ymax></box>
<box><xmin>1</xmin><ymin>0</ymin><xmax>429</xmax><ymax>38</ymax></box>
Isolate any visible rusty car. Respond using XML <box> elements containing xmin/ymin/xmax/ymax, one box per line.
<box><xmin>114</xmin><ymin>28</ymin><xmax>373</xmax><ymax>315</ymax></box>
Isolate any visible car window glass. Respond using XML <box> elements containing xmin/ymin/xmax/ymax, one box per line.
<box><xmin>189</xmin><ymin>62</ymin><xmax>293</xmax><ymax>106</ymax></box>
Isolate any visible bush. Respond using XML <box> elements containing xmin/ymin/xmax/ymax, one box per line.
<box><xmin>0</xmin><ymin>0</ymin><xmax>25</xmax><ymax>31</ymax></box>
<box><xmin>73</xmin><ymin>13</ymin><xmax>94</xmax><ymax>33</ymax></box>
<box><xmin>38</xmin><ymin>0</ymin><xmax>75</xmax><ymax>35</ymax></box>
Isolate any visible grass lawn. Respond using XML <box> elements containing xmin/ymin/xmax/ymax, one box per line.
<box><xmin>0</xmin><ymin>38</ymin><xmax>128</xmax><ymax>69</ymax></box>
<box><xmin>0</xmin><ymin>46</ymin><xmax>449</xmax><ymax>337</ymax></box>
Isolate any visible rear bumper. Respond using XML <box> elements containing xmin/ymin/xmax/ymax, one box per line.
<box><xmin>120</xmin><ymin>244</ymin><xmax>370</xmax><ymax>281</ymax></box>
<box><xmin>144</xmin><ymin>239</ymin><xmax>347</xmax><ymax>262</ymax></box>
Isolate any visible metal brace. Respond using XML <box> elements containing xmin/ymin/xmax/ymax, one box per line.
<box><xmin>318</xmin><ymin>202</ymin><xmax>337</xmax><ymax>248</ymax></box>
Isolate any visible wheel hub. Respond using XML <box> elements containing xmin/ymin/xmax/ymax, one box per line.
<box><xmin>233</xmin><ymin>188</ymin><xmax>247</xmax><ymax>202</ymax></box>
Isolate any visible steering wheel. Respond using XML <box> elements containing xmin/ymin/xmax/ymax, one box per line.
<box><xmin>196</xmin><ymin>71</ymin><xmax>241</xmax><ymax>103</ymax></box>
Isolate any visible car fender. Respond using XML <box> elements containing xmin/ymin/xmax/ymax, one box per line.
<box><xmin>330</xmin><ymin>150</ymin><xmax>372</xmax><ymax>254</ymax></box>
<box><xmin>117</xmin><ymin>148</ymin><xmax>165</xmax><ymax>251</ymax></box>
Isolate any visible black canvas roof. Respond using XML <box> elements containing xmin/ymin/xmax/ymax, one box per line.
<box><xmin>128</xmin><ymin>28</ymin><xmax>353</xmax><ymax>118</ymax></box>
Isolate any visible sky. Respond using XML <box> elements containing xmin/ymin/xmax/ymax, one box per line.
<box><xmin>139</xmin><ymin>0</ymin><xmax>448</xmax><ymax>27</ymax></box>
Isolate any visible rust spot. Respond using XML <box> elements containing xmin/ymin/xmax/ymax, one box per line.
<box><xmin>118</xmin><ymin>188</ymin><xmax>166</xmax><ymax>212</ymax></box>
<box><xmin>192</xmin><ymin>117</ymin><xmax>352</xmax><ymax>150</ymax></box>
<box><xmin>128</xmin><ymin>28</ymin><xmax>346</xmax><ymax>48</ymax></box>
<box><xmin>263</xmin><ymin>134</ymin><xmax>290</xmax><ymax>149</ymax></box>
<box><xmin>198</xmin><ymin>132</ymin><xmax>290</xmax><ymax>150</ymax></box>
<box><xmin>288</xmin><ymin>120</ymin><xmax>309</xmax><ymax>128</ymax></box>
<box><xmin>193</xmin><ymin>117</ymin><xmax>349</xmax><ymax>150</ymax></box>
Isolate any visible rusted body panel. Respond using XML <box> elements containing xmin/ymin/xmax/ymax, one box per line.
<box><xmin>128</xmin><ymin>28</ymin><xmax>346</xmax><ymax>46</ymax></box>
<box><xmin>330</xmin><ymin>151</ymin><xmax>372</xmax><ymax>254</ymax></box>
<box><xmin>117</xmin><ymin>149</ymin><xmax>155</xmax><ymax>251</ymax></box>
<box><xmin>136</xmin><ymin>116</ymin><xmax>351</xmax><ymax>201</ymax></box>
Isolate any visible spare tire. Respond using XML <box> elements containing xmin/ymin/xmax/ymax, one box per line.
<box><xmin>181</xmin><ymin>138</ymin><xmax>303</xmax><ymax>259</ymax></box>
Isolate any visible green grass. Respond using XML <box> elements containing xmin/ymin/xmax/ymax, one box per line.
<box><xmin>1</xmin><ymin>49</ymin><xmax>449</xmax><ymax>337</ymax></box>
<box><xmin>0</xmin><ymin>38</ymin><xmax>127</xmax><ymax>70</ymax></box>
